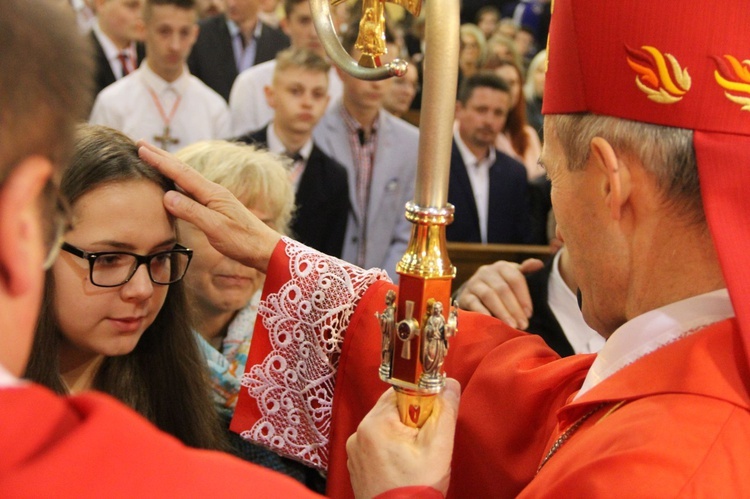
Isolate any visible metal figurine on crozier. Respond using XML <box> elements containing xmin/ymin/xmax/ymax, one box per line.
<box><xmin>377</xmin><ymin>289</ymin><xmax>397</xmax><ymax>378</ymax></box>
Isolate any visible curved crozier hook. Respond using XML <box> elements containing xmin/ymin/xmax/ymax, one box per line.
<box><xmin>309</xmin><ymin>0</ymin><xmax>408</xmax><ymax>81</ymax></box>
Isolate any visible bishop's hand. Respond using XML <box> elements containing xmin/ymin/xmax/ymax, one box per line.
<box><xmin>346</xmin><ymin>378</ymin><xmax>461</xmax><ymax>498</ymax></box>
<box><xmin>137</xmin><ymin>140</ymin><xmax>281</xmax><ymax>273</ymax></box>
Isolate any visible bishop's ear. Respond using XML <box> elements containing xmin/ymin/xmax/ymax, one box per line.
<box><xmin>0</xmin><ymin>156</ymin><xmax>53</xmax><ymax>296</ymax></box>
<box><xmin>589</xmin><ymin>137</ymin><xmax>631</xmax><ymax>221</ymax></box>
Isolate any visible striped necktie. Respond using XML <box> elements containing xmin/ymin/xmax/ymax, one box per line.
<box><xmin>117</xmin><ymin>52</ymin><xmax>131</xmax><ymax>76</ymax></box>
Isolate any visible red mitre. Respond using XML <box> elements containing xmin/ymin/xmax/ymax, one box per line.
<box><xmin>543</xmin><ymin>0</ymin><xmax>750</xmax><ymax>362</ymax></box>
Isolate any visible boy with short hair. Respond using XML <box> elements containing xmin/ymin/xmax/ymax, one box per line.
<box><xmin>90</xmin><ymin>0</ymin><xmax>230</xmax><ymax>152</ymax></box>
<box><xmin>236</xmin><ymin>47</ymin><xmax>349</xmax><ymax>258</ymax></box>
<box><xmin>90</xmin><ymin>0</ymin><xmax>146</xmax><ymax>95</ymax></box>
<box><xmin>229</xmin><ymin>0</ymin><xmax>343</xmax><ymax>135</ymax></box>
<box><xmin>312</xmin><ymin>26</ymin><xmax>419</xmax><ymax>278</ymax></box>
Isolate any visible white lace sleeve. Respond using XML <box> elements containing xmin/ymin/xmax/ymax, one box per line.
<box><xmin>239</xmin><ymin>238</ymin><xmax>391</xmax><ymax>469</ymax></box>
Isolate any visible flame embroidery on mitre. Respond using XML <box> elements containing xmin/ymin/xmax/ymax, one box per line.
<box><xmin>626</xmin><ymin>45</ymin><xmax>691</xmax><ymax>104</ymax></box>
<box><xmin>714</xmin><ymin>55</ymin><xmax>750</xmax><ymax>111</ymax></box>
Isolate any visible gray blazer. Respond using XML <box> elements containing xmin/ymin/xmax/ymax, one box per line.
<box><xmin>313</xmin><ymin>101</ymin><xmax>419</xmax><ymax>278</ymax></box>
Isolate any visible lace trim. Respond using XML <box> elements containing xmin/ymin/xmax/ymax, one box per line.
<box><xmin>240</xmin><ymin>238</ymin><xmax>390</xmax><ymax>469</ymax></box>
<box><xmin>616</xmin><ymin>322</ymin><xmax>720</xmax><ymax>374</ymax></box>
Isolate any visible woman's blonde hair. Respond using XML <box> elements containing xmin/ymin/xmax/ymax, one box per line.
<box><xmin>524</xmin><ymin>49</ymin><xmax>547</xmax><ymax>100</ymax></box>
<box><xmin>176</xmin><ymin>140</ymin><xmax>295</xmax><ymax>235</ymax></box>
<box><xmin>460</xmin><ymin>23</ymin><xmax>489</xmax><ymax>68</ymax></box>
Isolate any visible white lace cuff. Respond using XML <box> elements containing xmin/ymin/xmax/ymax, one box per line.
<box><xmin>238</xmin><ymin>238</ymin><xmax>390</xmax><ymax>469</ymax></box>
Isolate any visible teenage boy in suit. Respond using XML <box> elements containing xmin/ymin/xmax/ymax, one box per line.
<box><xmin>312</xmin><ymin>27</ymin><xmax>419</xmax><ymax>278</ymax></box>
<box><xmin>90</xmin><ymin>0</ymin><xmax>146</xmax><ymax>95</ymax></box>
<box><xmin>236</xmin><ymin>47</ymin><xmax>349</xmax><ymax>258</ymax></box>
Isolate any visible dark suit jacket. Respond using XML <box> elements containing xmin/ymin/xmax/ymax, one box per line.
<box><xmin>90</xmin><ymin>32</ymin><xmax>145</xmax><ymax>97</ymax></box>
<box><xmin>525</xmin><ymin>255</ymin><xmax>575</xmax><ymax>357</ymax></box>
<box><xmin>235</xmin><ymin>126</ymin><xmax>350</xmax><ymax>258</ymax></box>
<box><xmin>188</xmin><ymin>14</ymin><xmax>289</xmax><ymax>101</ymax></box>
<box><xmin>528</xmin><ymin>175</ymin><xmax>552</xmax><ymax>245</ymax></box>
<box><xmin>446</xmin><ymin>142</ymin><xmax>533</xmax><ymax>244</ymax></box>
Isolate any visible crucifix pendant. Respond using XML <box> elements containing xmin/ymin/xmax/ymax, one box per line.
<box><xmin>154</xmin><ymin>125</ymin><xmax>179</xmax><ymax>150</ymax></box>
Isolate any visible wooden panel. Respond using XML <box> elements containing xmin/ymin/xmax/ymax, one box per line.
<box><xmin>446</xmin><ymin>242</ymin><xmax>554</xmax><ymax>290</ymax></box>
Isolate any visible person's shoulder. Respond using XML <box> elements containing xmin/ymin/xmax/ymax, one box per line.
<box><xmin>89</xmin><ymin>29</ymin><xmax>105</xmax><ymax>52</ymax></box>
<box><xmin>310</xmin><ymin>116</ymin><xmax>340</xmax><ymax>159</ymax></box>
<box><xmin>494</xmin><ymin>149</ymin><xmax>528</xmax><ymax>178</ymax></box>
<box><xmin>189</xmin><ymin>74</ymin><xmax>229</xmax><ymax>106</ymax></box>
<box><xmin>382</xmin><ymin>110</ymin><xmax>419</xmax><ymax>135</ymax></box>
<box><xmin>0</xmin><ymin>383</ymin><xmax>158</xmax><ymax>456</ymax></box>
<box><xmin>235</xmin><ymin>126</ymin><xmax>267</xmax><ymax>145</ymax></box>
<box><xmin>234</xmin><ymin>59</ymin><xmax>276</xmax><ymax>86</ymax></box>
<box><xmin>315</xmin><ymin>104</ymin><xmax>341</xmax><ymax>132</ymax></box>
<box><xmin>380</xmin><ymin>111</ymin><xmax>419</xmax><ymax>161</ymax></box>
<box><xmin>197</xmin><ymin>13</ymin><xmax>226</xmax><ymax>32</ymax></box>
<box><xmin>533</xmin><ymin>386</ymin><xmax>750</xmax><ymax>497</ymax></box>
<box><xmin>192</xmin><ymin>15</ymin><xmax>229</xmax><ymax>53</ymax></box>
<box><xmin>259</xmin><ymin>21</ymin><xmax>289</xmax><ymax>42</ymax></box>
<box><xmin>311</xmin><ymin>143</ymin><xmax>348</xmax><ymax>174</ymax></box>
<box><xmin>0</xmin><ymin>385</ymin><xmax>319</xmax><ymax>497</ymax></box>
<box><xmin>94</xmin><ymin>73</ymin><xmax>138</xmax><ymax>107</ymax></box>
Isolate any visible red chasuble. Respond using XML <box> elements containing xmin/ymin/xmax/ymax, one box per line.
<box><xmin>233</xmin><ymin>240</ymin><xmax>750</xmax><ymax>497</ymax></box>
<box><xmin>0</xmin><ymin>383</ymin><xmax>320</xmax><ymax>497</ymax></box>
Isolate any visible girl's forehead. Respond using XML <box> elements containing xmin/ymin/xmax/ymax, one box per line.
<box><xmin>68</xmin><ymin>179</ymin><xmax>175</xmax><ymax>246</ymax></box>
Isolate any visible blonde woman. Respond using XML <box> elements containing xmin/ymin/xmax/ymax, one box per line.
<box><xmin>458</xmin><ymin>23</ymin><xmax>488</xmax><ymax>82</ymax></box>
<box><xmin>524</xmin><ymin>49</ymin><xmax>547</xmax><ymax>141</ymax></box>
<box><xmin>175</xmin><ymin>140</ymin><xmax>323</xmax><ymax>491</ymax></box>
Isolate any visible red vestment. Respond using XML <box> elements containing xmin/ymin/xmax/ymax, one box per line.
<box><xmin>0</xmin><ymin>383</ymin><xmax>319</xmax><ymax>497</ymax></box>
<box><xmin>233</xmin><ymin>240</ymin><xmax>750</xmax><ymax>497</ymax></box>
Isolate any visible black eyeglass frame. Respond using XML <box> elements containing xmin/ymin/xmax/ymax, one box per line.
<box><xmin>60</xmin><ymin>242</ymin><xmax>193</xmax><ymax>288</ymax></box>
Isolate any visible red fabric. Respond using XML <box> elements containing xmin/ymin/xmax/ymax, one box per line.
<box><xmin>695</xmin><ymin>132</ymin><xmax>750</xmax><ymax>378</ymax></box>
<box><xmin>375</xmin><ymin>486</ymin><xmax>444</xmax><ymax>499</ymax></box>
<box><xmin>315</xmin><ymin>279</ymin><xmax>592</xmax><ymax>499</ymax></box>
<box><xmin>235</xmin><ymin>244</ymin><xmax>589</xmax><ymax>496</ymax></box>
<box><xmin>0</xmin><ymin>384</ymin><xmax>320</xmax><ymax>498</ymax></box>
<box><xmin>522</xmin><ymin>318</ymin><xmax>750</xmax><ymax>497</ymax></box>
<box><xmin>239</xmin><ymin>245</ymin><xmax>750</xmax><ymax>497</ymax></box>
<box><xmin>332</xmin><ymin>286</ymin><xmax>750</xmax><ymax>498</ymax></box>
<box><xmin>544</xmin><ymin>0</ymin><xmax>750</xmax><ymax>136</ymax></box>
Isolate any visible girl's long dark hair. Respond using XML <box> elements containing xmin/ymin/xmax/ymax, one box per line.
<box><xmin>25</xmin><ymin>125</ymin><xmax>226</xmax><ymax>451</ymax></box>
